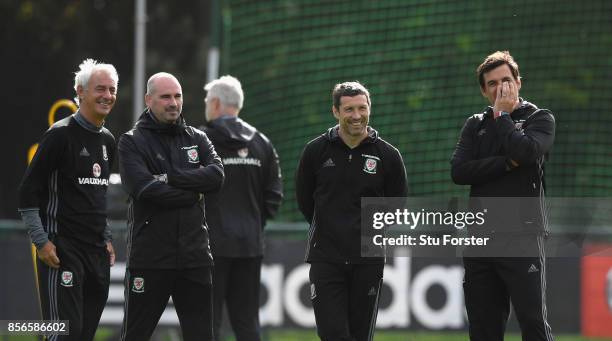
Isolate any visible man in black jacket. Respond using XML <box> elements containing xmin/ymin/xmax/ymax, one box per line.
<box><xmin>118</xmin><ymin>72</ymin><xmax>224</xmax><ymax>341</ymax></box>
<box><xmin>296</xmin><ymin>81</ymin><xmax>407</xmax><ymax>341</ymax></box>
<box><xmin>202</xmin><ymin>75</ymin><xmax>283</xmax><ymax>341</ymax></box>
<box><xmin>451</xmin><ymin>51</ymin><xmax>555</xmax><ymax>341</ymax></box>
<box><xmin>19</xmin><ymin>58</ymin><xmax>118</xmax><ymax>341</ymax></box>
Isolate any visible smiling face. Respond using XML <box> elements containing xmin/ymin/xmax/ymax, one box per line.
<box><xmin>77</xmin><ymin>69</ymin><xmax>117</xmax><ymax>121</ymax></box>
<box><xmin>145</xmin><ymin>76</ymin><xmax>183</xmax><ymax>124</ymax></box>
<box><xmin>333</xmin><ymin>94</ymin><xmax>370</xmax><ymax>143</ymax></box>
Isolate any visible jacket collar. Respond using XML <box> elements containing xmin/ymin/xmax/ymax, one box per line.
<box><xmin>325</xmin><ymin>125</ymin><xmax>379</xmax><ymax>146</ymax></box>
<box><xmin>135</xmin><ymin>109</ymin><xmax>187</xmax><ymax>135</ymax></box>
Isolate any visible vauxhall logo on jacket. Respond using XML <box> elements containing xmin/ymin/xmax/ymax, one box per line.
<box><xmin>77</xmin><ymin>145</ymin><xmax>109</xmax><ymax>186</ymax></box>
<box><xmin>222</xmin><ymin>147</ymin><xmax>262</xmax><ymax>167</ymax></box>
<box><xmin>77</xmin><ymin>162</ymin><xmax>109</xmax><ymax>186</ymax></box>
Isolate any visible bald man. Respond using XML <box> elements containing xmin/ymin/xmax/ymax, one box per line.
<box><xmin>118</xmin><ymin>73</ymin><xmax>224</xmax><ymax>340</ymax></box>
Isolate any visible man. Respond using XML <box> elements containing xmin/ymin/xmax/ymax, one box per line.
<box><xmin>451</xmin><ymin>51</ymin><xmax>555</xmax><ymax>341</ymax></box>
<box><xmin>296</xmin><ymin>81</ymin><xmax>407</xmax><ymax>341</ymax></box>
<box><xmin>118</xmin><ymin>72</ymin><xmax>224</xmax><ymax>341</ymax></box>
<box><xmin>202</xmin><ymin>75</ymin><xmax>283</xmax><ymax>341</ymax></box>
<box><xmin>18</xmin><ymin>58</ymin><xmax>118</xmax><ymax>340</ymax></box>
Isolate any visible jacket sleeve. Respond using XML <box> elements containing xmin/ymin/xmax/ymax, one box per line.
<box><xmin>19</xmin><ymin>127</ymin><xmax>66</xmax><ymax>210</ymax></box>
<box><xmin>385</xmin><ymin>147</ymin><xmax>408</xmax><ymax>197</ymax></box>
<box><xmin>496</xmin><ymin>110</ymin><xmax>555</xmax><ymax>166</ymax></box>
<box><xmin>262</xmin><ymin>141</ymin><xmax>283</xmax><ymax>222</ymax></box>
<box><xmin>167</xmin><ymin>130</ymin><xmax>224</xmax><ymax>193</ymax></box>
<box><xmin>118</xmin><ymin>133</ymin><xmax>199</xmax><ymax>208</ymax></box>
<box><xmin>450</xmin><ymin>116</ymin><xmax>509</xmax><ymax>185</ymax></box>
<box><xmin>295</xmin><ymin>143</ymin><xmax>316</xmax><ymax>224</ymax></box>
<box><xmin>18</xmin><ymin>127</ymin><xmax>66</xmax><ymax>247</ymax></box>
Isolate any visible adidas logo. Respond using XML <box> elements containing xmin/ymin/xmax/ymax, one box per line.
<box><xmin>79</xmin><ymin>147</ymin><xmax>90</xmax><ymax>157</ymax></box>
<box><xmin>528</xmin><ymin>264</ymin><xmax>539</xmax><ymax>273</ymax></box>
<box><xmin>368</xmin><ymin>286</ymin><xmax>377</xmax><ymax>296</ymax></box>
<box><xmin>322</xmin><ymin>158</ymin><xmax>335</xmax><ymax>168</ymax></box>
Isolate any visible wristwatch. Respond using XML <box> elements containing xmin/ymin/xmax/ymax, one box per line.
<box><xmin>494</xmin><ymin>111</ymin><xmax>510</xmax><ymax>119</ymax></box>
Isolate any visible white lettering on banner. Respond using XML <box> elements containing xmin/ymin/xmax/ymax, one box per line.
<box><xmin>377</xmin><ymin>249</ymin><xmax>410</xmax><ymax>327</ymax></box>
<box><xmin>100</xmin><ymin>252</ymin><xmax>467</xmax><ymax>329</ymax></box>
<box><xmin>260</xmin><ymin>264</ymin><xmax>284</xmax><ymax>326</ymax></box>
<box><xmin>283</xmin><ymin>264</ymin><xmax>316</xmax><ymax>327</ymax></box>
<box><xmin>411</xmin><ymin>265</ymin><xmax>464</xmax><ymax>329</ymax></box>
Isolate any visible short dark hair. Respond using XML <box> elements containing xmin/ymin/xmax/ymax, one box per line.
<box><xmin>332</xmin><ymin>81</ymin><xmax>371</xmax><ymax>110</ymax></box>
<box><xmin>477</xmin><ymin>51</ymin><xmax>520</xmax><ymax>89</ymax></box>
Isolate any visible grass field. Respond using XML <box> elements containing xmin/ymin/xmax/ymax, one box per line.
<box><xmin>4</xmin><ymin>329</ymin><xmax>611</xmax><ymax>341</ymax></box>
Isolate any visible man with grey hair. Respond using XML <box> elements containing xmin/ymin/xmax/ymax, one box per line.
<box><xmin>119</xmin><ymin>72</ymin><xmax>224</xmax><ymax>340</ymax></box>
<box><xmin>203</xmin><ymin>75</ymin><xmax>283</xmax><ymax>341</ymax></box>
<box><xmin>18</xmin><ymin>58</ymin><xmax>118</xmax><ymax>340</ymax></box>
<box><xmin>204</xmin><ymin>75</ymin><xmax>244</xmax><ymax>122</ymax></box>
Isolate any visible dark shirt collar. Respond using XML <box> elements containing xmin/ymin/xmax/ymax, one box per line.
<box><xmin>74</xmin><ymin>111</ymin><xmax>103</xmax><ymax>133</ymax></box>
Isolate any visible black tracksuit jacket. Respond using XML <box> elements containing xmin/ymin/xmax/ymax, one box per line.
<box><xmin>19</xmin><ymin>113</ymin><xmax>115</xmax><ymax>249</ymax></box>
<box><xmin>296</xmin><ymin>126</ymin><xmax>408</xmax><ymax>264</ymax></box>
<box><xmin>203</xmin><ymin>116</ymin><xmax>283</xmax><ymax>257</ymax></box>
<box><xmin>450</xmin><ymin>99</ymin><xmax>555</xmax><ymax>234</ymax></box>
<box><xmin>118</xmin><ymin>111</ymin><xmax>224</xmax><ymax>269</ymax></box>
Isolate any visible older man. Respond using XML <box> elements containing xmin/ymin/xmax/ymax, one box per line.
<box><xmin>19</xmin><ymin>58</ymin><xmax>119</xmax><ymax>340</ymax></box>
<box><xmin>203</xmin><ymin>75</ymin><xmax>283</xmax><ymax>341</ymax></box>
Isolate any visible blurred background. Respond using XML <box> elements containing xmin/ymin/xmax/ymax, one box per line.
<box><xmin>1</xmin><ymin>0</ymin><xmax>612</xmax><ymax>340</ymax></box>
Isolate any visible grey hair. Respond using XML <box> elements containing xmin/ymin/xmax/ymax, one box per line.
<box><xmin>73</xmin><ymin>58</ymin><xmax>119</xmax><ymax>106</ymax></box>
<box><xmin>204</xmin><ymin>75</ymin><xmax>244</xmax><ymax>109</ymax></box>
<box><xmin>146</xmin><ymin>72</ymin><xmax>180</xmax><ymax>95</ymax></box>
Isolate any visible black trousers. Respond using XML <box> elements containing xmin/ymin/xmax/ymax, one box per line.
<box><xmin>309</xmin><ymin>262</ymin><xmax>383</xmax><ymax>341</ymax></box>
<box><xmin>463</xmin><ymin>236</ymin><xmax>554</xmax><ymax>341</ymax></box>
<box><xmin>120</xmin><ymin>266</ymin><xmax>213</xmax><ymax>341</ymax></box>
<box><xmin>37</xmin><ymin>237</ymin><xmax>110</xmax><ymax>341</ymax></box>
<box><xmin>212</xmin><ymin>256</ymin><xmax>262</xmax><ymax>341</ymax></box>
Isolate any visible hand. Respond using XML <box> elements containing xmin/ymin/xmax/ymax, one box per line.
<box><xmin>493</xmin><ymin>81</ymin><xmax>519</xmax><ymax>115</ymax></box>
<box><xmin>106</xmin><ymin>241</ymin><xmax>116</xmax><ymax>266</ymax></box>
<box><xmin>38</xmin><ymin>241</ymin><xmax>60</xmax><ymax>269</ymax></box>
